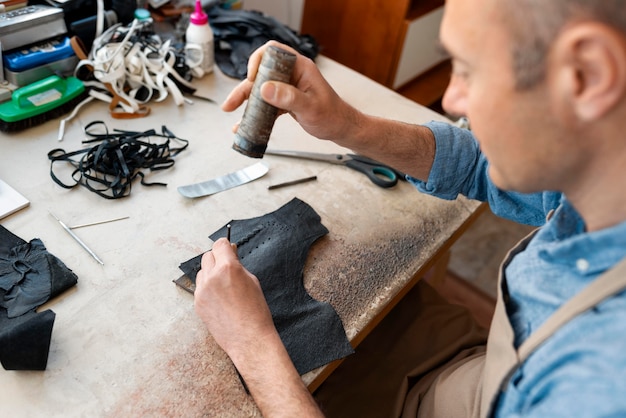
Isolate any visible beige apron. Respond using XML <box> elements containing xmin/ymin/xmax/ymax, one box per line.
<box><xmin>403</xmin><ymin>231</ymin><xmax>626</xmax><ymax>418</ymax></box>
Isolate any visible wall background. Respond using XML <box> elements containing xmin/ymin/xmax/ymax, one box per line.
<box><xmin>242</xmin><ymin>0</ymin><xmax>304</xmax><ymax>31</ymax></box>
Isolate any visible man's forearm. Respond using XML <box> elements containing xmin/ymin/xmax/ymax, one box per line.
<box><xmin>332</xmin><ymin>109</ymin><xmax>436</xmax><ymax>181</ymax></box>
<box><xmin>232</xmin><ymin>332</ymin><xmax>324</xmax><ymax>417</ymax></box>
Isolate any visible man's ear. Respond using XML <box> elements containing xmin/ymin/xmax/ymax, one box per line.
<box><xmin>553</xmin><ymin>22</ymin><xmax>626</xmax><ymax>122</ymax></box>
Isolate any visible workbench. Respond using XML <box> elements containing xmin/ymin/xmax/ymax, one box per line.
<box><xmin>0</xmin><ymin>56</ymin><xmax>482</xmax><ymax>416</ymax></box>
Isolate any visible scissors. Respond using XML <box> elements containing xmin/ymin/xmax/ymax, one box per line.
<box><xmin>265</xmin><ymin>149</ymin><xmax>405</xmax><ymax>188</ymax></box>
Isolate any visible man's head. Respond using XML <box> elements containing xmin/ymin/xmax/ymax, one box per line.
<box><xmin>501</xmin><ymin>0</ymin><xmax>626</xmax><ymax>90</ymax></box>
<box><xmin>440</xmin><ymin>0</ymin><xmax>626</xmax><ymax>199</ymax></box>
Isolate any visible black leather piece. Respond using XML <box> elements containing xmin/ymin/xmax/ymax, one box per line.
<box><xmin>0</xmin><ymin>225</ymin><xmax>78</xmax><ymax>370</ymax></box>
<box><xmin>179</xmin><ymin>198</ymin><xmax>354</xmax><ymax>375</ymax></box>
<box><xmin>0</xmin><ymin>237</ymin><xmax>78</xmax><ymax>319</ymax></box>
<box><xmin>0</xmin><ymin>309</ymin><xmax>55</xmax><ymax>370</ymax></box>
<box><xmin>208</xmin><ymin>7</ymin><xmax>319</xmax><ymax>80</ymax></box>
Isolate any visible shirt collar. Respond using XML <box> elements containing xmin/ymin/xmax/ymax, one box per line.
<box><xmin>535</xmin><ymin>197</ymin><xmax>626</xmax><ymax>275</ymax></box>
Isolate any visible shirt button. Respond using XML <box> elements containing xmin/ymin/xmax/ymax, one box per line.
<box><xmin>576</xmin><ymin>258</ymin><xmax>590</xmax><ymax>273</ymax></box>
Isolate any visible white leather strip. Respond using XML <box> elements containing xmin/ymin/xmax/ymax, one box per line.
<box><xmin>71</xmin><ymin>18</ymin><xmax>193</xmax><ymax>123</ymax></box>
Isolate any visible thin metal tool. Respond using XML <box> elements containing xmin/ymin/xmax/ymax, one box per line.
<box><xmin>227</xmin><ymin>223</ymin><xmax>238</xmax><ymax>253</ymax></box>
<box><xmin>69</xmin><ymin>215</ymin><xmax>129</xmax><ymax>229</ymax></box>
<box><xmin>49</xmin><ymin>212</ymin><xmax>104</xmax><ymax>265</ymax></box>
<box><xmin>268</xmin><ymin>175</ymin><xmax>318</xmax><ymax>190</ymax></box>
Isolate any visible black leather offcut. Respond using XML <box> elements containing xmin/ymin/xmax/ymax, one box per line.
<box><xmin>208</xmin><ymin>6</ymin><xmax>319</xmax><ymax>79</ymax></box>
<box><xmin>48</xmin><ymin>122</ymin><xmax>189</xmax><ymax>199</ymax></box>
<box><xmin>0</xmin><ymin>225</ymin><xmax>78</xmax><ymax>370</ymax></box>
<box><xmin>179</xmin><ymin>198</ymin><xmax>354</xmax><ymax>375</ymax></box>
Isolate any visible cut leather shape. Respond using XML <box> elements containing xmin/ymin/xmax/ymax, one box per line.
<box><xmin>179</xmin><ymin>198</ymin><xmax>354</xmax><ymax>375</ymax></box>
<box><xmin>0</xmin><ymin>235</ymin><xmax>78</xmax><ymax>318</ymax></box>
<box><xmin>0</xmin><ymin>225</ymin><xmax>78</xmax><ymax>370</ymax></box>
<box><xmin>0</xmin><ymin>309</ymin><xmax>55</xmax><ymax>370</ymax></box>
<box><xmin>208</xmin><ymin>7</ymin><xmax>319</xmax><ymax>80</ymax></box>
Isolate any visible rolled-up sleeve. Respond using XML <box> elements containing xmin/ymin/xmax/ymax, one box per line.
<box><xmin>407</xmin><ymin>121</ymin><xmax>561</xmax><ymax>226</ymax></box>
<box><xmin>408</xmin><ymin>121</ymin><xmax>483</xmax><ymax>200</ymax></box>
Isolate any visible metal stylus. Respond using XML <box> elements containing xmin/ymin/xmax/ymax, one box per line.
<box><xmin>50</xmin><ymin>212</ymin><xmax>104</xmax><ymax>265</ymax></box>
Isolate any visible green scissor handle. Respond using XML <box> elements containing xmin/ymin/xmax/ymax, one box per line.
<box><xmin>345</xmin><ymin>154</ymin><xmax>399</xmax><ymax>188</ymax></box>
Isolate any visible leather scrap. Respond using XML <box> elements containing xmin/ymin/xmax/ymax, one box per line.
<box><xmin>208</xmin><ymin>6</ymin><xmax>319</xmax><ymax>79</ymax></box>
<box><xmin>0</xmin><ymin>225</ymin><xmax>78</xmax><ymax>370</ymax></box>
<box><xmin>178</xmin><ymin>198</ymin><xmax>354</xmax><ymax>375</ymax></box>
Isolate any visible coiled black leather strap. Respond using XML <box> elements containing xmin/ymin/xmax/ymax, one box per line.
<box><xmin>48</xmin><ymin>121</ymin><xmax>189</xmax><ymax>199</ymax></box>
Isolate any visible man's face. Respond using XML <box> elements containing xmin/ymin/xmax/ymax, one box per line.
<box><xmin>439</xmin><ymin>0</ymin><xmax>564</xmax><ymax>193</ymax></box>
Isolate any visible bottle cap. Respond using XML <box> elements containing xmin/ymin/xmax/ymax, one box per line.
<box><xmin>190</xmin><ymin>0</ymin><xmax>208</xmax><ymax>25</ymax></box>
<box><xmin>134</xmin><ymin>8</ymin><xmax>151</xmax><ymax>21</ymax></box>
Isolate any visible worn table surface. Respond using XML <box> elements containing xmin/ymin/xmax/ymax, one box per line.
<box><xmin>0</xmin><ymin>56</ymin><xmax>480</xmax><ymax>417</ymax></box>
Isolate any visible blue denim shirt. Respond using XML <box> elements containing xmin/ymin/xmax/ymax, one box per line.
<box><xmin>408</xmin><ymin>121</ymin><xmax>626</xmax><ymax>416</ymax></box>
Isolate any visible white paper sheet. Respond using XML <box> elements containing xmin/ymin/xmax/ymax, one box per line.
<box><xmin>0</xmin><ymin>178</ymin><xmax>29</xmax><ymax>220</ymax></box>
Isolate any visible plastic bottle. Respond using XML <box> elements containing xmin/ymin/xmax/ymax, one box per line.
<box><xmin>185</xmin><ymin>0</ymin><xmax>214</xmax><ymax>78</ymax></box>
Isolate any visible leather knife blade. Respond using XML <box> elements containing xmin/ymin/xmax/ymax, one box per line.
<box><xmin>177</xmin><ymin>162</ymin><xmax>269</xmax><ymax>198</ymax></box>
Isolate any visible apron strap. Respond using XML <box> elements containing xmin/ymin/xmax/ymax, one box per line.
<box><xmin>482</xmin><ymin>225</ymin><xmax>626</xmax><ymax>417</ymax></box>
<box><xmin>518</xmin><ymin>255</ymin><xmax>626</xmax><ymax>361</ymax></box>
